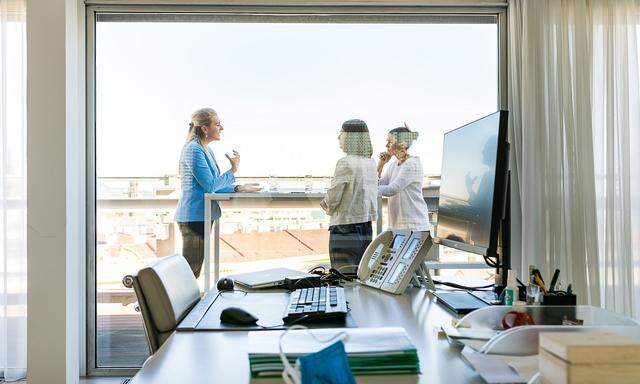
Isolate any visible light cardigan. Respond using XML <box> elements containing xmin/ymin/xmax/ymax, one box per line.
<box><xmin>321</xmin><ymin>155</ymin><xmax>378</xmax><ymax>226</ymax></box>
<box><xmin>379</xmin><ymin>156</ymin><xmax>431</xmax><ymax>231</ymax></box>
<box><xmin>175</xmin><ymin>139</ymin><xmax>236</xmax><ymax>222</ymax></box>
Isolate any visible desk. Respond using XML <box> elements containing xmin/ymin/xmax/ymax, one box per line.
<box><xmin>130</xmin><ymin>284</ymin><xmax>482</xmax><ymax>383</ymax></box>
<box><xmin>203</xmin><ymin>191</ymin><xmax>383</xmax><ymax>292</ymax></box>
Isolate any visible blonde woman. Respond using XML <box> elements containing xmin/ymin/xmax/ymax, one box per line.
<box><xmin>321</xmin><ymin>119</ymin><xmax>378</xmax><ymax>274</ymax></box>
<box><xmin>378</xmin><ymin>125</ymin><xmax>430</xmax><ymax>232</ymax></box>
<box><xmin>175</xmin><ymin>108</ymin><xmax>260</xmax><ymax>277</ymax></box>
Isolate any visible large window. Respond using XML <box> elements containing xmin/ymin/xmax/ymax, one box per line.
<box><xmin>88</xmin><ymin>9</ymin><xmax>503</xmax><ymax>372</ymax></box>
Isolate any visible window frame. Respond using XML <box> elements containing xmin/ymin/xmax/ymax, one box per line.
<box><xmin>85</xmin><ymin>3</ymin><xmax>507</xmax><ymax>376</ymax></box>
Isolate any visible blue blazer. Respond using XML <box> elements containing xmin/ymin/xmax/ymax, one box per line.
<box><xmin>175</xmin><ymin>139</ymin><xmax>235</xmax><ymax>222</ymax></box>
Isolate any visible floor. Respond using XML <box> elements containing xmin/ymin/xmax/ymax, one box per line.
<box><xmin>97</xmin><ymin>314</ymin><xmax>149</xmax><ymax>367</ymax></box>
<box><xmin>78</xmin><ymin>314</ymin><xmax>148</xmax><ymax>383</ymax></box>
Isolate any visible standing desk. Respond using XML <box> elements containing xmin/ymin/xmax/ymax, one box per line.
<box><xmin>129</xmin><ymin>284</ymin><xmax>483</xmax><ymax>383</ymax></box>
<box><xmin>202</xmin><ymin>191</ymin><xmax>384</xmax><ymax>292</ymax></box>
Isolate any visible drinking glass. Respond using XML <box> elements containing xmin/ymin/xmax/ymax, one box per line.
<box><xmin>526</xmin><ymin>284</ymin><xmax>540</xmax><ymax>305</ymax></box>
<box><xmin>304</xmin><ymin>175</ymin><xmax>314</xmax><ymax>192</ymax></box>
<box><xmin>268</xmin><ymin>175</ymin><xmax>278</xmax><ymax>192</ymax></box>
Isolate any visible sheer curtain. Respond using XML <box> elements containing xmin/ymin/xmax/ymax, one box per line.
<box><xmin>591</xmin><ymin>0</ymin><xmax>640</xmax><ymax>318</ymax></box>
<box><xmin>508</xmin><ymin>0</ymin><xmax>601</xmax><ymax>306</ymax></box>
<box><xmin>509</xmin><ymin>0</ymin><xmax>640</xmax><ymax>319</ymax></box>
<box><xmin>0</xmin><ymin>0</ymin><xmax>27</xmax><ymax>380</ymax></box>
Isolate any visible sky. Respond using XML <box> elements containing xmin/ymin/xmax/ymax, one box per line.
<box><xmin>95</xmin><ymin>21</ymin><xmax>498</xmax><ymax>177</ymax></box>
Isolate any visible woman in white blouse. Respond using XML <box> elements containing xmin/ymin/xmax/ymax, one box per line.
<box><xmin>321</xmin><ymin>119</ymin><xmax>378</xmax><ymax>274</ymax></box>
<box><xmin>377</xmin><ymin>125</ymin><xmax>431</xmax><ymax>232</ymax></box>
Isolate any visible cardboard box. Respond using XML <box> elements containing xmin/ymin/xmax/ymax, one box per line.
<box><xmin>539</xmin><ymin>331</ymin><xmax>640</xmax><ymax>384</ymax></box>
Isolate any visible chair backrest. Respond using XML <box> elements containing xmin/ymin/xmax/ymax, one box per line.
<box><xmin>123</xmin><ymin>254</ymin><xmax>200</xmax><ymax>354</ymax></box>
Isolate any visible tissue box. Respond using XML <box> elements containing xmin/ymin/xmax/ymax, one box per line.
<box><xmin>539</xmin><ymin>331</ymin><xmax>640</xmax><ymax>384</ymax></box>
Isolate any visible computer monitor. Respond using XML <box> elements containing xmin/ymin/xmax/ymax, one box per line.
<box><xmin>435</xmin><ymin>110</ymin><xmax>509</xmax><ymax>260</ymax></box>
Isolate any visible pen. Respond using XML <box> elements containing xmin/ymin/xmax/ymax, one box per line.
<box><xmin>532</xmin><ymin>269</ymin><xmax>545</xmax><ymax>285</ymax></box>
<box><xmin>528</xmin><ymin>265</ymin><xmax>536</xmax><ymax>284</ymax></box>
<box><xmin>549</xmin><ymin>269</ymin><xmax>560</xmax><ymax>291</ymax></box>
<box><xmin>566</xmin><ymin>284</ymin><xmax>572</xmax><ymax>295</ymax></box>
<box><xmin>533</xmin><ymin>274</ymin><xmax>548</xmax><ymax>295</ymax></box>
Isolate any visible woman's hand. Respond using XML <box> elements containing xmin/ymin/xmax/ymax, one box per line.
<box><xmin>379</xmin><ymin>151</ymin><xmax>392</xmax><ymax>164</ymax></box>
<box><xmin>225</xmin><ymin>150</ymin><xmax>240</xmax><ymax>173</ymax></box>
<box><xmin>377</xmin><ymin>152</ymin><xmax>391</xmax><ymax>176</ymax></box>
<box><xmin>234</xmin><ymin>183</ymin><xmax>262</xmax><ymax>193</ymax></box>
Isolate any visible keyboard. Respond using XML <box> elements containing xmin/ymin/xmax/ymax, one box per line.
<box><xmin>282</xmin><ymin>285</ymin><xmax>348</xmax><ymax>324</ymax></box>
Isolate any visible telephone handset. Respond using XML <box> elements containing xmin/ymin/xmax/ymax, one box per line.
<box><xmin>356</xmin><ymin>231</ymin><xmax>394</xmax><ymax>281</ymax></box>
<box><xmin>357</xmin><ymin>229</ymin><xmax>434</xmax><ymax>295</ymax></box>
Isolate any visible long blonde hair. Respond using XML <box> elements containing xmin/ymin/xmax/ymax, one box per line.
<box><xmin>187</xmin><ymin>107</ymin><xmax>217</xmax><ymax>144</ymax></box>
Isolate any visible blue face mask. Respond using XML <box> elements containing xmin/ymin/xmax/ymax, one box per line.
<box><xmin>297</xmin><ymin>340</ymin><xmax>355</xmax><ymax>384</ymax></box>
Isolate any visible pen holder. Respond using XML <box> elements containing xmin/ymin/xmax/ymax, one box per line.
<box><xmin>517</xmin><ymin>286</ymin><xmax>527</xmax><ymax>302</ymax></box>
<box><xmin>541</xmin><ymin>292</ymin><xmax>576</xmax><ymax>306</ymax></box>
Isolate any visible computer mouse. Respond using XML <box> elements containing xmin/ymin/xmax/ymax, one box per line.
<box><xmin>220</xmin><ymin>307</ymin><xmax>258</xmax><ymax>325</ymax></box>
<box><xmin>217</xmin><ymin>277</ymin><xmax>235</xmax><ymax>291</ymax></box>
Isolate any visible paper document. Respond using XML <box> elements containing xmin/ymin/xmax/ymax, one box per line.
<box><xmin>442</xmin><ymin>325</ymin><xmax>500</xmax><ymax>340</ymax></box>
<box><xmin>249</xmin><ymin>327</ymin><xmax>414</xmax><ymax>355</ymax></box>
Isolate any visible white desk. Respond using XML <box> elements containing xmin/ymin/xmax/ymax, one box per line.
<box><xmin>129</xmin><ymin>284</ymin><xmax>483</xmax><ymax>384</ymax></box>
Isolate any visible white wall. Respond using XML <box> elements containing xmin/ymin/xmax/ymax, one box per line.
<box><xmin>26</xmin><ymin>0</ymin><xmax>84</xmax><ymax>382</ymax></box>
<box><xmin>66</xmin><ymin>0</ymin><xmax>86</xmax><ymax>377</ymax></box>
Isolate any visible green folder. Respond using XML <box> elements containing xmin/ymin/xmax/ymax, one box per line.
<box><xmin>248</xmin><ymin>327</ymin><xmax>420</xmax><ymax>378</ymax></box>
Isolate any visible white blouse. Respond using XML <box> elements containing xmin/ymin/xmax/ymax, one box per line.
<box><xmin>321</xmin><ymin>155</ymin><xmax>379</xmax><ymax>226</ymax></box>
<box><xmin>379</xmin><ymin>156</ymin><xmax>431</xmax><ymax>231</ymax></box>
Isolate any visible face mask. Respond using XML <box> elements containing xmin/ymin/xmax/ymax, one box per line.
<box><xmin>280</xmin><ymin>326</ymin><xmax>355</xmax><ymax>384</ymax></box>
<box><xmin>298</xmin><ymin>340</ymin><xmax>355</xmax><ymax>384</ymax></box>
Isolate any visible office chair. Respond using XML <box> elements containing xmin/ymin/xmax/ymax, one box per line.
<box><xmin>123</xmin><ymin>254</ymin><xmax>200</xmax><ymax>354</ymax></box>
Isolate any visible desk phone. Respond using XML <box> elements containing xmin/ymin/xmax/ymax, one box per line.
<box><xmin>357</xmin><ymin>230</ymin><xmax>434</xmax><ymax>294</ymax></box>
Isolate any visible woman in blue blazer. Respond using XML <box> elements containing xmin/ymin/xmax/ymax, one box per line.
<box><xmin>175</xmin><ymin>108</ymin><xmax>259</xmax><ymax>277</ymax></box>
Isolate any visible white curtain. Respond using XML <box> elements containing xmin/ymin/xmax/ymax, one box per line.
<box><xmin>591</xmin><ymin>0</ymin><xmax>640</xmax><ymax>318</ymax></box>
<box><xmin>509</xmin><ymin>0</ymin><xmax>640</xmax><ymax>319</ymax></box>
<box><xmin>0</xmin><ymin>0</ymin><xmax>27</xmax><ymax>380</ymax></box>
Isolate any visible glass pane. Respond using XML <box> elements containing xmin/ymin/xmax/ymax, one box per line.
<box><xmin>94</xmin><ymin>18</ymin><xmax>498</xmax><ymax>367</ymax></box>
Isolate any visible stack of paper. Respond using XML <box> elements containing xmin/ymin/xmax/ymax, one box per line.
<box><xmin>248</xmin><ymin>327</ymin><xmax>420</xmax><ymax>378</ymax></box>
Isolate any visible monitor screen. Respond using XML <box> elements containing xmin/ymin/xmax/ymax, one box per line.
<box><xmin>435</xmin><ymin>111</ymin><xmax>508</xmax><ymax>255</ymax></box>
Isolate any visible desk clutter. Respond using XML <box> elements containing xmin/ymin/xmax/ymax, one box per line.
<box><xmin>451</xmin><ymin>321</ymin><xmax>640</xmax><ymax>383</ymax></box>
<box><xmin>247</xmin><ymin>327</ymin><xmax>420</xmax><ymax>379</ymax></box>
<box><xmin>523</xmin><ymin>267</ymin><xmax>577</xmax><ymax>306</ymax></box>
<box><xmin>442</xmin><ymin>305</ymin><xmax>640</xmax><ymax>356</ymax></box>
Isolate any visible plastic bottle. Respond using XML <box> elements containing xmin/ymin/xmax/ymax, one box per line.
<box><xmin>503</xmin><ymin>270</ymin><xmax>517</xmax><ymax>306</ymax></box>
